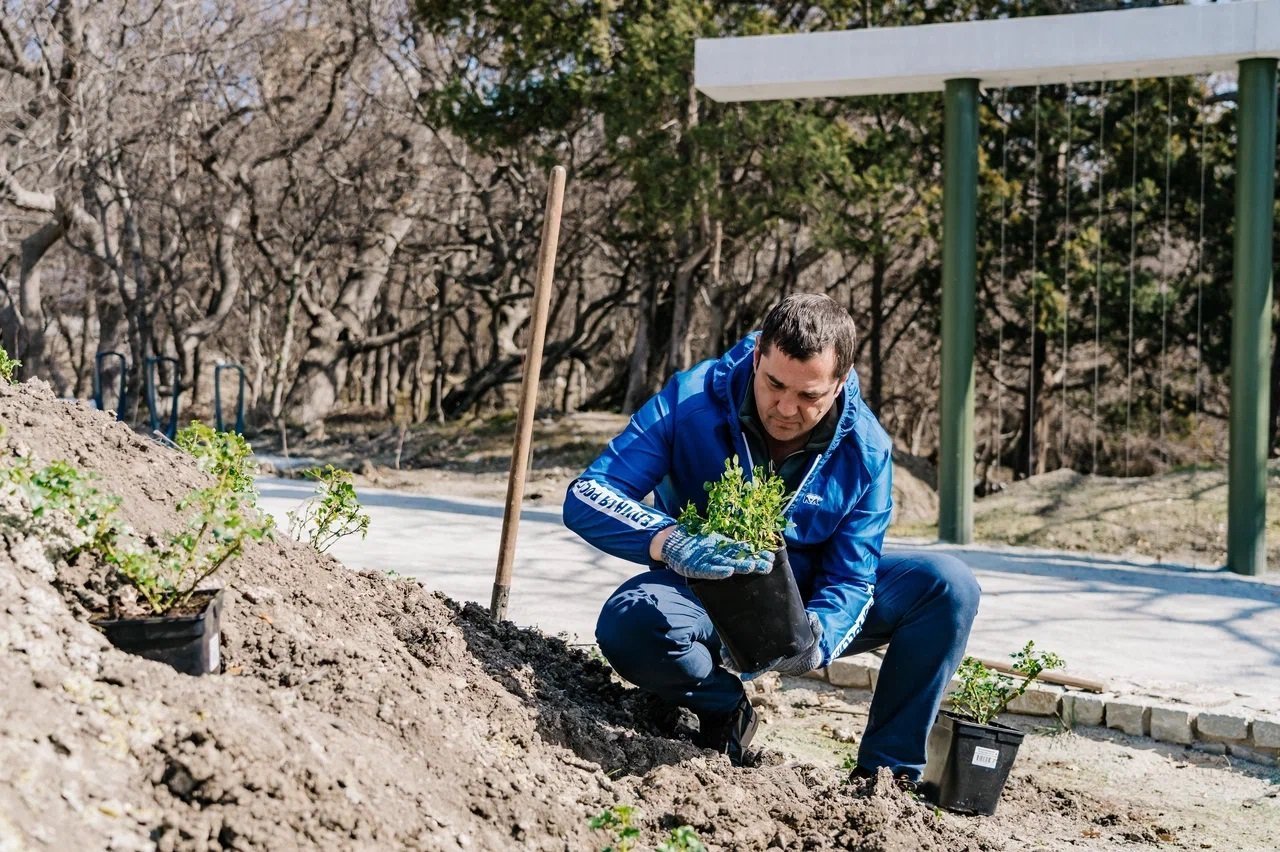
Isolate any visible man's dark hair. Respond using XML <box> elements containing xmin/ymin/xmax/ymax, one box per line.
<box><xmin>758</xmin><ymin>294</ymin><xmax>857</xmax><ymax>379</ymax></box>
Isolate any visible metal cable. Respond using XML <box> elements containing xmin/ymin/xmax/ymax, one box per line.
<box><xmin>1061</xmin><ymin>83</ymin><xmax>1074</xmax><ymax>469</ymax></box>
<box><xmin>1029</xmin><ymin>85</ymin><xmax>1042</xmax><ymax>478</ymax></box>
<box><xmin>1125</xmin><ymin>79</ymin><xmax>1139</xmax><ymax>477</ymax></box>
<box><xmin>1159</xmin><ymin>76</ymin><xmax>1173</xmax><ymax>463</ymax></box>
<box><xmin>1093</xmin><ymin>80</ymin><xmax>1107</xmax><ymax>475</ymax></box>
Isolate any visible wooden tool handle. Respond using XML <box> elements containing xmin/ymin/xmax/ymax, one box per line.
<box><xmin>490</xmin><ymin>166</ymin><xmax>567</xmax><ymax>622</ymax></box>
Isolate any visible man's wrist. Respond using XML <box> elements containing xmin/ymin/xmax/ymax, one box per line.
<box><xmin>649</xmin><ymin>523</ymin><xmax>678</xmax><ymax>562</ymax></box>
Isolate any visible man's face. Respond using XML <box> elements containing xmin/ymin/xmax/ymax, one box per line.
<box><xmin>751</xmin><ymin>343</ymin><xmax>847</xmax><ymax>444</ymax></box>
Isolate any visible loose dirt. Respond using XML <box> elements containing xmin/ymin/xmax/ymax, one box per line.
<box><xmin>2</xmin><ymin>381</ymin><xmax>1277</xmax><ymax>851</ymax></box>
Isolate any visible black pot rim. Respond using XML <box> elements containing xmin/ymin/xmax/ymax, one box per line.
<box><xmin>90</xmin><ymin>587</ymin><xmax>224</xmax><ymax>628</ymax></box>
<box><xmin>939</xmin><ymin>709</ymin><xmax>1025</xmax><ymax>734</ymax></box>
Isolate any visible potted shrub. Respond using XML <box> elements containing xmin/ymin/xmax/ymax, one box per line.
<box><xmin>0</xmin><ymin>423</ymin><xmax>272</xmax><ymax>676</ymax></box>
<box><xmin>89</xmin><ymin>423</ymin><xmax>273</xmax><ymax>675</ymax></box>
<box><xmin>676</xmin><ymin>457</ymin><xmax>813</xmax><ymax>672</ymax></box>
<box><xmin>921</xmin><ymin>642</ymin><xmax>1066</xmax><ymax>815</ymax></box>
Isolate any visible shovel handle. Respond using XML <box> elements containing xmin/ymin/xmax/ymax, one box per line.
<box><xmin>491</xmin><ymin>166</ymin><xmax>567</xmax><ymax>622</ymax></box>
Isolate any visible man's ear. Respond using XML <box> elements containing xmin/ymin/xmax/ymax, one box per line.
<box><xmin>752</xmin><ymin>348</ymin><xmax>760</xmax><ymax>370</ymax></box>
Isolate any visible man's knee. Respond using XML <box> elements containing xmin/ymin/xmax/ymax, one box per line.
<box><xmin>595</xmin><ymin>583</ymin><xmax>691</xmax><ymax>679</ymax></box>
<box><xmin>596</xmin><ymin>588</ymin><xmax>648</xmax><ymax>668</ymax></box>
<box><xmin>913</xmin><ymin>552</ymin><xmax>981</xmax><ymax>623</ymax></box>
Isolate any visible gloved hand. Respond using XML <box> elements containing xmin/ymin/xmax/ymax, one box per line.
<box><xmin>720</xmin><ymin>612</ymin><xmax>825</xmax><ymax>679</ymax></box>
<box><xmin>770</xmin><ymin>612</ymin><xmax>825</xmax><ymax>676</ymax></box>
<box><xmin>660</xmin><ymin>527</ymin><xmax>774</xmax><ymax>580</ymax></box>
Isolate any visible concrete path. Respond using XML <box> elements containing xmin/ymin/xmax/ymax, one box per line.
<box><xmin>258</xmin><ymin>478</ymin><xmax>1280</xmax><ymax>710</ymax></box>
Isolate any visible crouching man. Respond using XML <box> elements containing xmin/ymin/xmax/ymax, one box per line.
<box><xmin>564</xmin><ymin>293</ymin><xmax>979</xmax><ymax>781</ymax></box>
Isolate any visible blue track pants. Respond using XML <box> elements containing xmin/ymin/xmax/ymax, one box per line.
<box><xmin>595</xmin><ymin>551</ymin><xmax>980</xmax><ymax>779</ymax></box>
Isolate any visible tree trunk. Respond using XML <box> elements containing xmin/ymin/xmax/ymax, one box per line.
<box><xmin>869</xmin><ymin>248</ymin><xmax>886</xmax><ymax>413</ymax></box>
<box><xmin>284</xmin><ymin>152</ymin><xmax>427</xmax><ymax>429</ymax></box>
<box><xmin>94</xmin><ymin>272</ymin><xmax>127</xmax><ymax>415</ymax></box>
<box><xmin>1012</xmin><ymin>328</ymin><xmax>1049</xmax><ymax>479</ymax></box>
<box><xmin>623</xmin><ymin>277</ymin><xmax>656</xmax><ymax>413</ymax></box>
<box><xmin>1269</xmin><ymin>299</ymin><xmax>1280</xmax><ymax>458</ymax></box>
<box><xmin>16</xmin><ymin>221</ymin><xmax>70</xmax><ymax>389</ymax></box>
<box><xmin>180</xmin><ymin>198</ymin><xmax>246</xmax><ymax>406</ymax></box>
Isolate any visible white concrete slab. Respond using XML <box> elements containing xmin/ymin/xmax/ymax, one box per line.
<box><xmin>258</xmin><ymin>477</ymin><xmax>1280</xmax><ymax>707</ymax></box>
<box><xmin>696</xmin><ymin>0</ymin><xmax>1280</xmax><ymax>101</ymax></box>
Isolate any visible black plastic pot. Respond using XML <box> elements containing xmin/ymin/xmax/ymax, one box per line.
<box><xmin>94</xmin><ymin>589</ymin><xmax>225</xmax><ymax>676</ymax></box>
<box><xmin>920</xmin><ymin>711</ymin><xmax>1025</xmax><ymax>815</ymax></box>
<box><xmin>689</xmin><ymin>545</ymin><xmax>813</xmax><ymax>673</ymax></box>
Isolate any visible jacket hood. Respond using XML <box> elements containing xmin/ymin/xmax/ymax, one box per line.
<box><xmin>709</xmin><ymin>332</ymin><xmax>865</xmax><ymax>447</ymax></box>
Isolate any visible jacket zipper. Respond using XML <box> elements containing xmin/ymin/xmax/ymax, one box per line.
<box><xmin>742</xmin><ymin>432</ymin><xmax>825</xmax><ymax>518</ymax></box>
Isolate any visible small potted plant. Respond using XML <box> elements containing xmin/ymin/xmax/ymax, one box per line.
<box><xmin>921</xmin><ymin>641</ymin><xmax>1066</xmax><ymax>815</ymax></box>
<box><xmin>676</xmin><ymin>457</ymin><xmax>812</xmax><ymax>672</ymax></box>
<box><xmin>88</xmin><ymin>423</ymin><xmax>273</xmax><ymax>675</ymax></box>
<box><xmin>0</xmin><ymin>422</ymin><xmax>272</xmax><ymax>676</ymax></box>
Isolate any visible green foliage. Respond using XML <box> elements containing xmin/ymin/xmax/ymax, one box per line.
<box><xmin>588</xmin><ymin>804</ymin><xmax>639</xmax><ymax>852</ymax></box>
<box><xmin>0</xmin><ymin>344</ymin><xmax>19</xmax><ymax>383</ymax></box>
<box><xmin>0</xmin><ymin>457</ymin><xmax>123</xmax><ymax>556</ymax></box>
<box><xmin>587</xmin><ymin>804</ymin><xmax>705</xmax><ymax>852</ymax></box>
<box><xmin>112</xmin><ymin>481</ymin><xmax>274</xmax><ymax>613</ymax></box>
<box><xmin>677</xmin><ymin>456</ymin><xmax>788</xmax><ymax>552</ymax></box>
<box><xmin>656</xmin><ymin>825</ymin><xmax>707</xmax><ymax>852</ymax></box>
<box><xmin>175</xmin><ymin>422</ymin><xmax>259</xmax><ymax>498</ymax></box>
<box><xmin>287</xmin><ymin>464</ymin><xmax>371</xmax><ymax>553</ymax></box>
<box><xmin>949</xmin><ymin>642</ymin><xmax>1066</xmax><ymax>726</ymax></box>
<box><xmin>0</xmin><ymin>446</ymin><xmax>273</xmax><ymax>614</ymax></box>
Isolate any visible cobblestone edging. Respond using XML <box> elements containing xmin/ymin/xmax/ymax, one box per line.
<box><xmin>808</xmin><ymin>659</ymin><xmax>1280</xmax><ymax>767</ymax></box>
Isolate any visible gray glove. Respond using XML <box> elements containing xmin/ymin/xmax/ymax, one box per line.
<box><xmin>771</xmin><ymin>613</ymin><xmax>825</xmax><ymax>676</ymax></box>
<box><xmin>660</xmin><ymin>527</ymin><xmax>774</xmax><ymax>580</ymax></box>
<box><xmin>720</xmin><ymin>612</ymin><xmax>825</xmax><ymax>679</ymax></box>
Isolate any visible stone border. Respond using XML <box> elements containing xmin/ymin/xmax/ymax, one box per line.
<box><xmin>808</xmin><ymin>658</ymin><xmax>1280</xmax><ymax>767</ymax></box>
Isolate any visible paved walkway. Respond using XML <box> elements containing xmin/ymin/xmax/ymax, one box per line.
<box><xmin>258</xmin><ymin>478</ymin><xmax>1280</xmax><ymax>711</ymax></box>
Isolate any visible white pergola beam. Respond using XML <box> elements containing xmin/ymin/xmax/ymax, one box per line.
<box><xmin>696</xmin><ymin>0</ymin><xmax>1280</xmax><ymax>101</ymax></box>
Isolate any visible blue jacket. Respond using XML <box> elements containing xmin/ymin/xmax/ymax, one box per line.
<box><xmin>563</xmin><ymin>333</ymin><xmax>894</xmax><ymax>665</ymax></box>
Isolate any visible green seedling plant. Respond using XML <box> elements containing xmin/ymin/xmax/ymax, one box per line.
<box><xmin>656</xmin><ymin>826</ymin><xmax>707</xmax><ymax>852</ymax></box>
<box><xmin>677</xmin><ymin>456</ymin><xmax>789</xmax><ymax>554</ymax></box>
<box><xmin>0</xmin><ymin>457</ymin><xmax>123</xmax><ymax>558</ymax></box>
<box><xmin>175</xmin><ymin>421</ymin><xmax>259</xmax><ymax>498</ymax></box>
<box><xmin>112</xmin><ymin>481</ymin><xmax>274</xmax><ymax>613</ymax></box>
<box><xmin>588</xmin><ymin>805</ymin><xmax>706</xmax><ymax>852</ymax></box>
<box><xmin>0</xmin><ymin>344</ymin><xmax>19</xmax><ymax>382</ymax></box>
<box><xmin>589</xmin><ymin>804</ymin><xmax>639</xmax><ymax>852</ymax></box>
<box><xmin>1</xmin><ymin>422</ymin><xmax>274</xmax><ymax>615</ymax></box>
<box><xmin>949</xmin><ymin>641</ymin><xmax>1066</xmax><ymax>726</ymax></box>
<box><xmin>287</xmin><ymin>464</ymin><xmax>370</xmax><ymax>553</ymax></box>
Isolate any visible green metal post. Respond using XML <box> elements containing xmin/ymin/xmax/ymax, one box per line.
<box><xmin>939</xmin><ymin>78</ymin><xmax>979</xmax><ymax>544</ymax></box>
<box><xmin>1228</xmin><ymin>59</ymin><xmax>1277</xmax><ymax>576</ymax></box>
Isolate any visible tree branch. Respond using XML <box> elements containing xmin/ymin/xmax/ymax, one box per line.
<box><xmin>0</xmin><ymin>157</ymin><xmax>56</xmax><ymax>213</ymax></box>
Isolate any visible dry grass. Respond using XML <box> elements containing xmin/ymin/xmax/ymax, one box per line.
<box><xmin>892</xmin><ymin>463</ymin><xmax>1280</xmax><ymax>569</ymax></box>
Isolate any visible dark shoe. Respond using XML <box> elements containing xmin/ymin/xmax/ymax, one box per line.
<box><xmin>848</xmin><ymin>764</ymin><xmax>919</xmax><ymax>794</ymax></box>
<box><xmin>694</xmin><ymin>697</ymin><xmax>758</xmax><ymax>767</ymax></box>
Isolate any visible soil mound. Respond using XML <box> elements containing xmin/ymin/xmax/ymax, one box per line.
<box><xmin>889</xmin><ymin>450</ymin><xmax>938</xmax><ymax>526</ymax></box>
<box><xmin>1</xmin><ymin>379</ymin><xmax>992</xmax><ymax>851</ymax></box>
